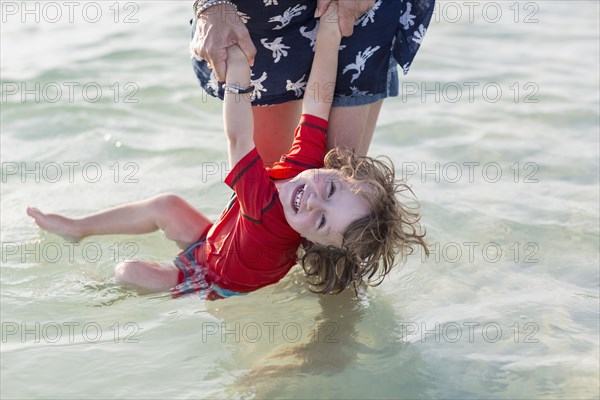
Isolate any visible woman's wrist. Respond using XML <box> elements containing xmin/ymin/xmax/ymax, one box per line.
<box><xmin>193</xmin><ymin>0</ymin><xmax>238</xmax><ymax>19</ymax></box>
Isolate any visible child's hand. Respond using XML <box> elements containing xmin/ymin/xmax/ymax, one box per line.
<box><xmin>226</xmin><ymin>44</ymin><xmax>251</xmax><ymax>67</ymax></box>
<box><xmin>316</xmin><ymin>0</ymin><xmax>375</xmax><ymax>37</ymax></box>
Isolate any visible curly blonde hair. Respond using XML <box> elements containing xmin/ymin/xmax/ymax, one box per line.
<box><xmin>300</xmin><ymin>148</ymin><xmax>429</xmax><ymax>294</ymax></box>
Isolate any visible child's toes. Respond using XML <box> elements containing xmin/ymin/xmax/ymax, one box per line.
<box><xmin>26</xmin><ymin>207</ymin><xmax>43</xmax><ymax>219</ymax></box>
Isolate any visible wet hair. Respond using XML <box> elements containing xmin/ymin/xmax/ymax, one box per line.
<box><xmin>300</xmin><ymin>148</ymin><xmax>429</xmax><ymax>294</ymax></box>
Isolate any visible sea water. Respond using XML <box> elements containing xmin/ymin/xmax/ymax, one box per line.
<box><xmin>1</xmin><ymin>1</ymin><xmax>599</xmax><ymax>398</ymax></box>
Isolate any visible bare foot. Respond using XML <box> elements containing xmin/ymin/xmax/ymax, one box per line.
<box><xmin>26</xmin><ymin>207</ymin><xmax>83</xmax><ymax>242</ymax></box>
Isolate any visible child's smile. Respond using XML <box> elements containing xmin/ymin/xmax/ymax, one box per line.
<box><xmin>277</xmin><ymin>168</ymin><xmax>371</xmax><ymax>247</ymax></box>
<box><xmin>292</xmin><ymin>184</ymin><xmax>305</xmax><ymax>213</ymax></box>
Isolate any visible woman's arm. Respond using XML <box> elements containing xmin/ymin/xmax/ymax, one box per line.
<box><xmin>301</xmin><ymin>3</ymin><xmax>343</xmax><ymax>121</ymax></box>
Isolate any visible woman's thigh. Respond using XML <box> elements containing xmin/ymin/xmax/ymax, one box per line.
<box><xmin>328</xmin><ymin>100</ymin><xmax>383</xmax><ymax>156</ymax></box>
<box><xmin>252</xmin><ymin>99</ymin><xmax>384</xmax><ymax>162</ymax></box>
<box><xmin>253</xmin><ymin>100</ymin><xmax>302</xmax><ymax>166</ymax></box>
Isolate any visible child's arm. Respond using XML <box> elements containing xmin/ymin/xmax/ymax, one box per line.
<box><xmin>223</xmin><ymin>45</ymin><xmax>254</xmax><ymax>168</ymax></box>
<box><xmin>302</xmin><ymin>3</ymin><xmax>342</xmax><ymax>120</ymax></box>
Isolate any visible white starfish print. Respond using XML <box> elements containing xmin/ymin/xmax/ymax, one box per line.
<box><xmin>339</xmin><ymin>86</ymin><xmax>370</xmax><ymax>98</ymax></box>
<box><xmin>237</xmin><ymin>11</ymin><xmax>250</xmax><ymax>24</ymax></box>
<box><xmin>355</xmin><ymin>0</ymin><xmax>382</xmax><ymax>27</ymax></box>
<box><xmin>260</xmin><ymin>37</ymin><xmax>290</xmax><ymax>63</ymax></box>
<box><xmin>342</xmin><ymin>46</ymin><xmax>381</xmax><ymax>83</ymax></box>
<box><xmin>269</xmin><ymin>5</ymin><xmax>307</xmax><ymax>30</ymax></box>
<box><xmin>412</xmin><ymin>24</ymin><xmax>426</xmax><ymax>44</ymax></box>
<box><xmin>263</xmin><ymin>0</ymin><xmax>278</xmax><ymax>5</ymax></box>
<box><xmin>349</xmin><ymin>86</ymin><xmax>370</xmax><ymax>96</ymax></box>
<box><xmin>299</xmin><ymin>22</ymin><xmax>318</xmax><ymax>51</ymax></box>
<box><xmin>402</xmin><ymin>62</ymin><xmax>411</xmax><ymax>75</ymax></box>
<box><xmin>251</xmin><ymin>72</ymin><xmax>268</xmax><ymax>100</ymax></box>
<box><xmin>286</xmin><ymin>74</ymin><xmax>307</xmax><ymax>97</ymax></box>
<box><xmin>400</xmin><ymin>2</ymin><xmax>416</xmax><ymax>30</ymax></box>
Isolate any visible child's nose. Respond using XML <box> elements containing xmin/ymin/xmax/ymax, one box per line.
<box><xmin>306</xmin><ymin>193</ymin><xmax>321</xmax><ymax>211</ymax></box>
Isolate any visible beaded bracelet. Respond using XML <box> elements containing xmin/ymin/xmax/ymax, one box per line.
<box><xmin>193</xmin><ymin>0</ymin><xmax>238</xmax><ymax>19</ymax></box>
<box><xmin>223</xmin><ymin>83</ymin><xmax>255</xmax><ymax>95</ymax></box>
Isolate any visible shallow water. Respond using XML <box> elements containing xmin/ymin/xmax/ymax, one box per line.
<box><xmin>1</xmin><ymin>1</ymin><xmax>599</xmax><ymax>399</ymax></box>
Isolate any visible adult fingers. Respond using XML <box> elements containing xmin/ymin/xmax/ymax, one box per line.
<box><xmin>235</xmin><ymin>29</ymin><xmax>257</xmax><ymax>67</ymax></box>
<box><xmin>338</xmin><ymin>6</ymin><xmax>356</xmax><ymax>37</ymax></box>
<box><xmin>316</xmin><ymin>0</ymin><xmax>332</xmax><ymax>18</ymax></box>
<box><xmin>210</xmin><ymin>48</ymin><xmax>228</xmax><ymax>82</ymax></box>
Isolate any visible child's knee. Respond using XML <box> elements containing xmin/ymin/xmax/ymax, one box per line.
<box><xmin>114</xmin><ymin>261</ymin><xmax>141</xmax><ymax>285</ymax></box>
<box><xmin>152</xmin><ymin>193</ymin><xmax>185</xmax><ymax>212</ymax></box>
<box><xmin>113</xmin><ymin>262</ymin><xmax>128</xmax><ymax>284</ymax></box>
<box><xmin>114</xmin><ymin>261</ymin><xmax>178</xmax><ymax>292</ymax></box>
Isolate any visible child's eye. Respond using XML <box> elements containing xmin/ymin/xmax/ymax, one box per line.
<box><xmin>318</xmin><ymin>215</ymin><xmax>326</xmax><ymax>229</ymax></box>
<box><xmin>328</xmin><ymin>182</ymin><xmax>336</xmax><ymax>198</ymax></box>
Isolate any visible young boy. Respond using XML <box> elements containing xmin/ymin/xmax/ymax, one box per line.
<box><xmin>27</xmin><ymin>3</ymin><xmax>428</xmax><ymax>299</ymax></box>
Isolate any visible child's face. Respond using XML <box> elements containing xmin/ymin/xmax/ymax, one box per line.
<box><xmin>279</xmin><ymin>168</ymin><xmax>371</xmax><ymax>247</ymax></box>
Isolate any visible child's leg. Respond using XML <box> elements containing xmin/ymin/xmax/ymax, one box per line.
<box><xmin>27</xmin><ymin>194</ymin><xmax>212</xmax><ymax>249</ymax></box>
<box><xmin>114</xmin><ymin>260</ymin><xmax>180</xmax><ymax>293</ymax></box>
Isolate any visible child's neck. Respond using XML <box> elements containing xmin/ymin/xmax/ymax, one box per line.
<box><xmin>273</xmin><ymin>179</ymin><xmax>291</xmax><ymax>191</ymax></box>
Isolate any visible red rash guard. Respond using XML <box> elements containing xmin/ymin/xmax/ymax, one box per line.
<box><xmin>189</xmin><ymin>114</ymin><xmax>328</xmax><ymax>293</ymax></box>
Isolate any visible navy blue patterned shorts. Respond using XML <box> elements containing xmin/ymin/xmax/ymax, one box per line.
<box><xmin>191</xmin><ymin>0</ymin><xmax>435</xmax><ymax>107</ymax></box>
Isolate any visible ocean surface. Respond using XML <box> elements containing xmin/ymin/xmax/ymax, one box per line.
<box><xmin>1</xmin><ymin>1</ymin><xmax>599</xmax><ymax>399</ymax></box>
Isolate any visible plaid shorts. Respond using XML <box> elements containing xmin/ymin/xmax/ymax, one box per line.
<box><xmin>171</xmin><ymin>238</ymin><xmax>246</xmax><ymax>300</ymax></box>
<box><xmin>191</xmin><ymin>0</ymin><xmax>435</xmax><ymax>106</ymax></box>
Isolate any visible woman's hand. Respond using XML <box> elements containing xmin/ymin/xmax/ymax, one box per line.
<box><xmin>190</xmin><ymin>4</ymin><xmax>256</xmax><ymax>82</ymax></box>
<box><xmin>316</xmin><ymin>0</ymin><xmax>376</xmax><ymax>37</ymax></box>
